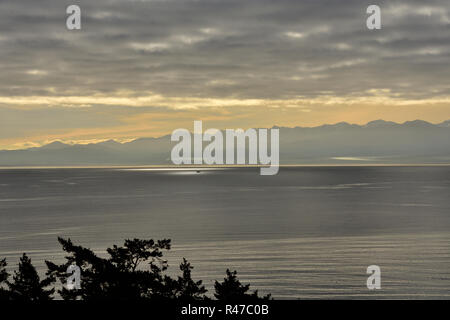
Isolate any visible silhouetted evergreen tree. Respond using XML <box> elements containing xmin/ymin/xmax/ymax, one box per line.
<box><xmin>108</xmin><ymin>238</ymin><xmax>171</xmax><ymax>272</ymax></box>
<box><xmin>214</xmin><ymin>269</ymin><xmax>271</xmax><ymax>301</ymax></box>
<box><xmin>0</xmin><ymin>237</ymin><xmax>271</xmax><ymax>300</ymax></box>
<box><xmin>174</xmin><ymin>258</ymin><xmax>207</xmax><ymax>300</ymax></box>
<box><xmin>0</xmin><ymin>259</ymin><xmax>7</xmax><ymax>283</ymax></box>
<box><xmin>45</xmin><ymin>237</ymin><xmax>207</xmax><ymax>300</ymax></box>
<box><xmin>0</xmin><ymin>258</ymin><xmax>10</xmax><ymax>300</ymax></box>
<box><xmin>7</xmin><ymin>254</ymin><xmax>54</xmax><ymax>301</ymax></box>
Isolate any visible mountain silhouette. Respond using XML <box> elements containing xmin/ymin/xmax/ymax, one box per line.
<box><xmin>1</xmin><ymin>120</ymin><xmax>449</xmax><ymax>166</ymax></box>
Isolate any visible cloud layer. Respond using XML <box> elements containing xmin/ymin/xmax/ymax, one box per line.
<box><xmin>0</xmin><ymin>0</ymin><xmax>449</xmax><ymax>148</ymax></box>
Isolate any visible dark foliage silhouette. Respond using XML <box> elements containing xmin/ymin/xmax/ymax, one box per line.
<box><xmin>214</xmin><ymin>269</ymin><xmax>271</xmax><ymax>301</ymax></box>
<box><xmin>174</xmin><ymin>258</ymin><xmax>208</xmax><ymax>300</ymax></box>
<box><xmin>6</xmin><ymin>254</ymin><xmax>54</xmax><ymax>301</ymax></box>
<box><xmin>0</xmin><ymin>237</ymin><xmax>271</xmax><ymax>301</ymax></box>
<box><xmin>45</xmin><ymin>237</ymin><xmax>180</xmax><ymax>300</ymax></box>
<box><xmin>0</xmin><ymin>258</ymin><xmax>10</xmax><ymax>300</ymax></box>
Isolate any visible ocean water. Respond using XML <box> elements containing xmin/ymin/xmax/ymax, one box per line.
<box><xmin>0</xmin><ymin>166</ymin><xmax>449</xmax><ymax>299</ymax></box>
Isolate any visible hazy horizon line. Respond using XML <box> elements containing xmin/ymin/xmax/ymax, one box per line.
<box><xmin>3</xmin><ymin>118</ymin><xmax>448</xmax><ymax>152</ymax></box>
<box><xmin>1</xmin><ymin>164</ymin><xmax>450</xmax><ymax>170</ymax></box>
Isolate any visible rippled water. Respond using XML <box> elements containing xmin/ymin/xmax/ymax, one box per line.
<box><xmin>1</xmin><ymin>166</ymin><xmax>449</xmax><ymax>299</ymax></box>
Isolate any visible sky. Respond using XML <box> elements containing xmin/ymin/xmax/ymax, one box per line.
<box><xmin>0</xmin><ymin>0</ymin><xmax>449</xmax><ymax>149</ymax></box>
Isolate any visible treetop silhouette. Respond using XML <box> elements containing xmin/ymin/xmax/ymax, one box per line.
<box><xmin>0</xmin><ymin>237</ymin><xmax>271</xmax><ymax>301</ymax></box>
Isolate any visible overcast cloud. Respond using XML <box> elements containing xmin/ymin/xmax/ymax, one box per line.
<box><xmin>0</xmin><ymin>0</ymin><xmax>449</xmax><ymax>148</ymax></box>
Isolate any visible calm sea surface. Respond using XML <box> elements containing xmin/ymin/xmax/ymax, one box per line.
<box><xmin>1</xmin><ymin>166</ymin><xmax>449</xmax><ymax>299</ymax></box>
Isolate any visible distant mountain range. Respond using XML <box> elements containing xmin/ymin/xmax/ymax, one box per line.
<box><xmin>1</xmin><ymin>120</ymin><xmax>449</xmax><ymax>166</ymax></box>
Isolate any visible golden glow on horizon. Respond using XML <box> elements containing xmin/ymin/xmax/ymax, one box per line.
<box><xmin>1</xmin><ymin>91</ymin><xmax>450</xmax><ymax>109</ymax></box>
<box><xmin>0</xmin><ymin>91</ymin><xmax>449</xmax><ymax>150</ymax></box>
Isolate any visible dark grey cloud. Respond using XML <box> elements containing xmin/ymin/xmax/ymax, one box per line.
<box><xmin>0</xmin><ymin>0</ymin><xmax>449</xmax><ymax>99</ymax></box>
